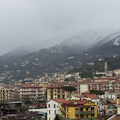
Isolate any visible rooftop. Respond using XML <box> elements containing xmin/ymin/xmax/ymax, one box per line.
<box><xmin>21</xmin><ymin>84</ymin><xmax>42</xmax><ymax>88</ymax></box>
<box><xmin>54</xmin><ymin>99</ymin><xmax>66</xmax><ymax>103</ymax></box>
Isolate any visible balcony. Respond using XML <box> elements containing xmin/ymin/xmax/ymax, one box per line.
<box><xmin>61</xmin><ymin>110</ymin><xmax>66</xmax><ymax>114</ymax></box>
<box><xmin>62</xmin><ymin>118</ymin><xmax>72</xmax><ymax>120</ymax></box>
<box><xmin>75</xmin><ymin>110</ymin><xmax>94</xmax><ymax>114</ymax></box>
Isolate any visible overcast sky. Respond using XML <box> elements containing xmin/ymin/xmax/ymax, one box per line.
<box><xmin>0</xmin><ymin>0</ymin><xmax>120</xmax><ymax>55</ymax></box>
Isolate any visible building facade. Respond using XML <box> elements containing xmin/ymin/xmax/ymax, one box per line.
<box><xmin>61</xmin><ymin>100</ymin><xmax>97</xmax><ymax>120</ymax></box>
<box><xmin>0</xmin><ymin>87</ymin><xmax>14</xmax><ymax>101</ymax></box>
<box><xmin>47</xmin><ymin>99</ymin><xmax>66</xmax><ymax>120</ymax></box>
<box><xmin>47</xmin><ymin>82</ymin><xmax>89</xmax><ymax>101</ymax></box>
<box><xmin>20</xmin><ymin>84</ymin><xmax>44</xmax><ymax>101</ymax></box>
<box><xmin>47</xmin><ymin>86</ymin><xmax>70</xmax><ymax>101</ymax></box>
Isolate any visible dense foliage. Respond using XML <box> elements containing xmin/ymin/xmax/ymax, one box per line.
<box><xmin>62</xmin><ymin>86</ymin><xmax>76</xmax><ymax>93</ymax></box>
<box><xmin>54</xmin><ymin>114</ymin><xmax>62</xmax><ymax>120</ymax></box>
<box><xmin>90</xmin><ymin>90</ymin><xmax>105</xmax><ymax>95</ymax></box>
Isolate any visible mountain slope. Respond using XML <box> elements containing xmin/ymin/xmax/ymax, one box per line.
<box><xmin>0</xmin><ymin>36</ymin><xmax>70</xmax><ymax>64</ymax></box>
<box><xmin>0</xmin><ymin>29</ymin><xmax>119</xmax><ymax>65</ymax></box>
<box><xmin>1</xmin><ymin>30</ymin><xmax>120</xmax><ymax>80</ymax></box>
<box><xmin>89</xmin><ymin>31</ymin><xmax>120</xmax><ymax>55</ymax></box>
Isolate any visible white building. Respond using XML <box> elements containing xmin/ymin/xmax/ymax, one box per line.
<box><xmin>47</xmin><ymin>99</ymin><xmax>66</xmax><ymax>120</ymax></box>
<box><xmin>20</xmin><ymin>84</ymin><xmax>44</xmax><ymax>101</ymax></box>
<box><xmin>79</xmin><ymin>84</ymin><xmax>89</xmax><ymax>95</ymax></box>
<box><xmin>99</xmin><ymin>91</ymin><xmax>117</xmax><ymax>100</ymax></box>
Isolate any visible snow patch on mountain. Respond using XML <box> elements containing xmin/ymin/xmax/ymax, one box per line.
<box><xmin>113</xmin><ymin>38</ymin><xmax>120</xmax><ymax>46</ymax></box>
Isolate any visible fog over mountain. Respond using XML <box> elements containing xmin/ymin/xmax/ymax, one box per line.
<box><xmin>1</xmin><ymin>0</ymin><xmax>120</xmax><ymax>55</ymax></box>
<box><xmin>1</xmin><ymin>29</ymin><xmax>120</xmax><ymax>64</ymax></box>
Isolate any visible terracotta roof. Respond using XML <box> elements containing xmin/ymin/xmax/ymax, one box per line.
<box><xmin>81</xmin><ymin>91</ymin><xmax>90</xmax><ymax>94</ymax></box>
<box><xmin>21</xmin><ymin>84</ymin><xmax>42</xmax><ymax>88</ymax></box>
<box><xmin>47</xmin><ymin>86</ymin><xmax>62</xmax><ymax>89</ymax></box>
<box><xmin>108</xmin><ymin>100</ymin><xmax>116</xmax><ymax>104</ymax></box>
<box><xmin>109</xmin><ymin>114</ymin><xmax>120</xmax><ymax>120</ymax></box>
<box><xmin>84</xmin><ymin>94</ymin><xmax>99</xmax><ymax>99</ymax></box>
<box><xmin>96</xmin><ymin>77</ymin><xmax>115</xmax><ymax>80</ymax></box>
<box><xmin>110</xmin><ymin>90</ymin><xmax>120</xmax><ymax>93</ymax></box>
<box><xmin>63</xmin><ymin>100</ymin><xmax>89</xmax><ymax>106</ymax></box>
<box><xmin>54</xmin><ymin>99</ymin><xmax>66</xmax><ymax>103</ymax></box>
<box><xmin>114</xmin><ymin>80</ymin><xmax>120</xmax><ymax>83</ymax></box>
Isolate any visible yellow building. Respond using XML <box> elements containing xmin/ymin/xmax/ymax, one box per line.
<box><xmin>47</xmin><ymin>86</ymin><xmax>70</xmax><ymax>101</ymax></box>
<box><xmin>61</xmin><ymin>100</ymin><xmax>97</xmax><ymax>120</ymax></box>
<box><xmin>0</xmin><ymin>87</ymin><xmax>14</xmax><ymax>101</ymax></box>
<box><xmin>116</xmin><ymin>94</ymin><xmax>120</xmax><ymax>114</ymax></box>
<box><xmin>47</xmin><ymin>82</ymin><xmax>88</xmax><ymax>101</ymax></box>
<box><xmin>116</xmin><ymin>95</ymin><xmax>120</xmax><ymax>105</ymax></box>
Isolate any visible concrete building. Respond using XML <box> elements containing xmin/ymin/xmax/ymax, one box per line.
<box><xmin>20</xmin><ymin>84</ymin><xmax>44</xmax><ymax>101</ymax></box>
<box><xmin>107</xmin><ymin>95</ymin><xmax>120</xmax><ymax>120</ymax></box>
<box><xmin>79</xmin><ymin>84</ymin><xmax>88</xmax><ymax>95</ymax></box>
<box><xmin>47</xmin><ymin>82</ymin><xmax>89</xmax><ymax>101</ymax></box>
<box><xmin>47</xmin><ymin>99</ymin><xmax>66</xmax><ymax>120</ymax></box>
<box><xmin>47</xmin><ymin>86</ymin><xmax>70</xmax><ymax>101</ymax></box>
<box><xmin>0</xmin><ymin>87</ymin><xmax>14</xmax><ymax>101</ymax></box>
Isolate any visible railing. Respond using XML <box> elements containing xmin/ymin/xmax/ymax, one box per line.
<box><xmin>75</xmin><ymin>110</ymin><xmax>94</xmax><ymax>114</ymax></box>
<box><xmin>62</xmin><ymin>118</ymin><xmax>72</xmax><ymax>120</ymax></box>
<box><xmin>61</xmin><ymin>110</ymin><xmax>66</xmax><ymax>114</ymax></box>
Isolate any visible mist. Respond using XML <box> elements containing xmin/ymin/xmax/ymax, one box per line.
<box><xmin>0</xmin><ymin>0</ymin><xmax>120</xmax><ymax>55</ymax></box>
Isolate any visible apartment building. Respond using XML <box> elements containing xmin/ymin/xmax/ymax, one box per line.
<box><xmin>86</xmin><ymin>79</ymin><xmax>120</xmax><ymax>91</ymax></box>
<box><xmin>81</xmin><ymin>94</ymin><xmax>102</xmax><ymax>113</ymax></box>
<box><xmin>20</xmin><ymin>84</ymin><xmax>44</xmax><ymax>101</ymax></box>
<box><xmin>107</xmin><ymin>95</ymin><xmax>120</xmax><ymax>120</ymax></box>
<box><xmin>47</xmin><ymin>86</ymin><xmax>70</xmax><ymax>101</ymax></box>
<box><xmin>47</xmin><ymin>81</ymin><xmax>89</xmax><ymax>101</ymax></box>
<box><xmin>0</xmin><ymin>87</ymin><xmax>14</xmax><ymax>101</ymax></box>
<box><xmin>61</xmin><ymin>100</ymin><xmax>98</xmax><ymax>120</ymax></box>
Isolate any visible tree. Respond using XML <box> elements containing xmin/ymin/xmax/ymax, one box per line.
<box><xmin>62</xmin><ymin>86</ymin><xmax>76</xmax><ymax>98</ymax></box>
<box><xmin>19</xmin><ymin>106</ymin><xmax>27</xmax><ymax>113</ymax></box>
<box><xmin>24</xmin><ymin>99</ymin><xmax>33</xmax><ymax>104</ymax></box>
<box><xmin>80</xmin><ymin>72</ymin><xmax>93</xmax><ymax>79</ymax></box>
<box><xmin>90</xmin><ymin>90</ymin><xmax>105</xmax><ymax>95</ymax></box>
<box><xmin>54</xmin><ymin>114</ymin><xmax>62</xmax><ymax>120</ymax></box>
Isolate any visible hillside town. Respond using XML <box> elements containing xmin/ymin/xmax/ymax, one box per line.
<box><xmin>1</xmin><ymin>0</ymin><xmax>120</xmax><ymax>120</ymax></box>
<box><xmin>0</xmin><ymin>62</ymin><xmax>120</xmax><ymax>120</ymax></box>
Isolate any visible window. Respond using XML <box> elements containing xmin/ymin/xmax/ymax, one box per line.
<box><xmin>54</xmin><ymin>110</ymin><xmax>56</xmax><ymax>115</ymax></box>
<box><xmin>86</xmin><ymin>108</ymin><xmax>88</xmax><ymax>111</ymax></box>
<box><xmin>48</xmin><ymin>104</ymin><xmax>50</xmax><ymax>108</ymax></box>
<box><xmin>54</xmin><ymin>104</ymin><xmax>56</xmax><ymax>108</ymax></box>
<box><xmin>91</xmin><ymin>107</ymin><xmax>94</xmax><ymax>111</ymax></box>
<box><xmin>80</xmin><ymin>108</ymin><xmax>83</xmax><ymax>111</ymax></box>
<box><xmin>49</xmin><ymin>117</ymin><xmax>51</xmax><ymax>120</ymax></box>
<box><xmin>49</xmin><ymin>110</ymin><xmax>50</xmax><ymax>114</ymax></box>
